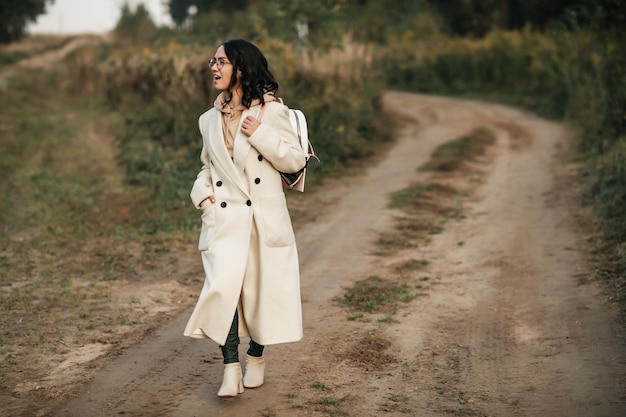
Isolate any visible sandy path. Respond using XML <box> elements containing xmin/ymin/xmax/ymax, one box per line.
<box><xmin>52</xmin><ymin>92</ymin><xmax>625</xmax><ymax>416</ymax></box>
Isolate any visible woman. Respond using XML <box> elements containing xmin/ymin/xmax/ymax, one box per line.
<box><xmin>183</xmin><ymin>39</ymin><xmax>306</xmax><ymax>398</ymax></box>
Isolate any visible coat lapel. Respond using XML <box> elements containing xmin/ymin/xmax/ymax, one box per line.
<box><xmin>205</xmin><ymin>110</ymin><xmax>249</xmax><ymax>196</ymax></box>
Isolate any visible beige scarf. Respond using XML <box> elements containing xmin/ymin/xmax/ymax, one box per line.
<box><xmin>214</xmin><ymin>92</ymin><xmax>276</xmax><ymax>159</ymax></box>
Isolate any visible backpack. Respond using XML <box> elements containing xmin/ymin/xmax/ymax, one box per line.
<box><xmin>258</xmin><ymin>100</ymin><xmax>318</xmax><ymax>192</ymax></box>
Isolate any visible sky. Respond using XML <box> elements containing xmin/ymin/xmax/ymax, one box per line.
<box><xmin>29</xmin><ymin>0</ymin><xmax>173</xmax><ymax>34</ymax></box>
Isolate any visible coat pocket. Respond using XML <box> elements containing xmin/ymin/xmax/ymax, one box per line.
<box><xmin>198</xmin><ymin>203</ymin><xmax>217</xmax><ymax>251</ymax></box>
<box><xmin>259</xmin><ymin>193</ymin><xmax>295</xmax><ymax>247</ymax></box>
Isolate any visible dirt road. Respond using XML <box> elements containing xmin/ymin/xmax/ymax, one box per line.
<box><xmin>51</xmin><ymin>92</ymin><xmax>625</xmax><ymax>416</ymax></box>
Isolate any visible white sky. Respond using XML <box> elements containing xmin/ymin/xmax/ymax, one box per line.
<box><xmin>29</xmin><ymin>0</ymin><xmax>173</xmax><ymax>34</ymax></box>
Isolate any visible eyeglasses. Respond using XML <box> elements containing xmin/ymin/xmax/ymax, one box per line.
<box><xmin>209</xmin><ymin>58</ymin><xmax>231</xmax><ymax>69</ymax></box>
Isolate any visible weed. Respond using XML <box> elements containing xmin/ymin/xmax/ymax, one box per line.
<box><xmin>320</xmin><ymin>397</ymin><xmax>339</xmax><ymax>406</ymax></box>
<box><xmin>393</xmin><ymin>259</ymin><xmax>429</xmax><ymax>274</ymax></box>
<box><xmin>346</xmin><ymin>313</ymin><xmax>364</xmax><ymax>321</ymax></box>
<box><xmin>310</xmin><ymin>381</ymin><xmax>327</xmax><ymax>390</ymax></box>
<box><xmin>419</xmin><ymin>128</ymin><xmax>495</xmax><ymax>173</ymax></box>
<box><xmin>343</xmin><ymin>275</ymin><xmax>422</xmax><ymax>314</ymax></box>
<box><xmin>378</xmin><ymin>316</ymin><xmax>399</xmax><ymax>323</ymax></box>
<box><xmin>429</xmin><ymin>225</ymin><xmax>444</xmax><ymax>235</ymax></box>
<box><xmin>458</xmin><ymin>390</ymin><xmax>470</xmax><ymax>404</ymax></box>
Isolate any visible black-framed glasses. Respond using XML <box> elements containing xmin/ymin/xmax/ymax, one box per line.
<box><xmin>209</xmin><ymin>58</ymin><xmax>231</xmax><ymax>69</ymax></box>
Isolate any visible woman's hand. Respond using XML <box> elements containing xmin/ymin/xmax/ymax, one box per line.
<box><xmin>241</xmin><ymin>115</ymin><xmax>260</xmax><ymax>137</ymax></box>
<box><xmin>199</xmin><ymin>195</ymin><xmax>215</xmax><ymax>208</ymax></box>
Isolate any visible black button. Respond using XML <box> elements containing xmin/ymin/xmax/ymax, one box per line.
<box><xmin>220</xmin><ymin>202</ymin><xmax>227</xmax><ymax>208</ymax></box>
<box><xmin>254</xmin><ymin>178</ymin><xmax>261</xmax><ymax>184</ymax></box>
<box><xmin>246</xmin><ymin>200</ymin><xmax>251</xmax><ymax>206</ymax></box>
<box><xmin>257</xmin><ymin>155</ymin><xmax>263</xmax><ymax>161</ymax></box>
<box><xmin>216</xmin><ymin>181</ymin><xmax>222</xmax><ymax>187</ymax></box>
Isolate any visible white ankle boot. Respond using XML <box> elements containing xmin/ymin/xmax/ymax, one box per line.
<box><xmin>217</xmin><ymin>362</ymin><xmax>244</xmax><ymax>397</ymax></box>
<box><xmin>243</xmin><ymin>355</ymin><xmax>265</xmax><ymax>388</ymax></box>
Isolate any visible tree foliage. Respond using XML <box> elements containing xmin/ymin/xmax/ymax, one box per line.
<box><xmin>166</xmin><ymin>0</ymin><xmax>249</xmax><ymax>25</ymax></box>
<box><xmin>113</xmin><ymin>2</ymin><xmax>157</xmax><ymax>42</ymax></box>
<box><xmin>428</xmin><ymin>0</ymin><xmax>626</xmax><ymax>37</ymax></box>
<box><xmin>0</xmin><ymin>0</ymin><xmax>53</xmax><ymax>43</ymax></box>
<box><xmin>162</xmin><ymin>0</ymin><xmax>625</xmax><ymax>47</ymax></box>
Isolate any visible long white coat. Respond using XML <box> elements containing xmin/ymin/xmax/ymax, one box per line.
<box><xmin>183</xmin><ymin>100</ymin><xmax>306</xmax><ymax>346</ymax></box>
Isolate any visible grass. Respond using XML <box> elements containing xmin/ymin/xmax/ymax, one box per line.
<box><xmin>320</xmin><ymin>397</ymin><xmax>340</xmax><ymax>406</ymax></box>
<box><xmin>351</xmin><ymin>124</ymin><xmax>497</xmax><ymax>324</ymax></box>
<box><xmin>376</xmin><ymin>127</ymin><xmax>496</xmax><ymax>256</ymax></box>
<box><xmin>0</xmin><ymin>70</ymin><xmax>196</xmax><ymax>399</ymax></box>
<box><xmin>419</xmin><ymin>128</ymin><xmax>495</xmax><ymax>173</ymax></box>
<box><xmin>342</xmin><ymin>275</ymin><xmax>421</xmax><ymax>314</ymax></box>
<box><xmin>310</xmin><ymin>381</ymin><xmax>327</xmax><ymax>390</ymax></box>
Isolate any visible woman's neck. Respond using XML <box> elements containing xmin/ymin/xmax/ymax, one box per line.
<box><xmin>228</xmin><ymin>88</ymin><xmax>244</xmax><ymax>108</ymax></box>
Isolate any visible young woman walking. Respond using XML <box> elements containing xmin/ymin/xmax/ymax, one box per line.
<box><xmin>183</xmin><ymin>39</ymin><xmax>306</xmax><ymax>398</ymax></box>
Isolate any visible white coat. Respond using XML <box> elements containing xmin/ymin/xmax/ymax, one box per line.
<box><xmin>183</xmin><ymin>99</ymin><xmax>306</xmax><ymax>346</ymax></box>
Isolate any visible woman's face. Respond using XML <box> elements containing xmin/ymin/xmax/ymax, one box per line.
<box><xmin>211</xmin><ymin>45</ymin><xmax>239</xmax><ymax>92</ymax></box>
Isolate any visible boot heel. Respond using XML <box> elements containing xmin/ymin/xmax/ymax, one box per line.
<box><xmin>243</xmin><ymin>355</ymin><xmax>265</xmax><ymax>388</ymax></box>
<box><xmin>218</xmin><ymin>363</ymin><xmax>244</xmax><ymax>398</ymax></box>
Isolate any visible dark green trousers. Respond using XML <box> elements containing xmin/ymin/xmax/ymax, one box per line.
<box><xmin>221</xmin><ymin>310</ymin><xmax>264</xmax><ymax>364</ymax></box>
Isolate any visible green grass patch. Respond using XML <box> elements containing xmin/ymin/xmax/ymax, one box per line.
<box><xmin>342</xmin><ymin>275</ymin><xmax>421</xmax><ymax>314</ymax></box>
<box><xmin>319</xmin><ymin>397</ymin><xmax>340</xmax><ymax>406</ymax></box>
<box><xmin>309</xmin><ymin>381</ymin><xmax>327</xmax><ymax>390</ymax></box>
<box><xmin>420</xmin><ymin>128</ymin><xmax>495</xmax><ymax>173</ymax></box>
<box><xmin>377</xmin><ymin>126</ymin><xmax>492</xmax><ymax>256</ymax></box>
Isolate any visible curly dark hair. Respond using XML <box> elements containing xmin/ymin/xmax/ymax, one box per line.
<box><xmin>222</xmin><ymin>39</ymin><xmax>279</xmax><ymax>108</ymax></box>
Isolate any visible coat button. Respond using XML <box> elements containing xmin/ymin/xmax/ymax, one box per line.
<box><xmin>246</xmin><ymin>200</ymin><xmax>252</xmax><ymax>206</ymax></box>
<box><xmin>254</xmin><ymin>178</ymin><xmax>261</xmax><ymax>184</ymax></box>
<box><xmin>216</xmin><ymin>181</ymin><xmax>223</xmax><ymax>187</ymax></box>
<box><xmin>220</xmin><ymin>202</ymin><xmax>227</xmax><ymax>208</ymax></box>
<box><xmin>257</xmin><ymin>155</ymin><xmax>263</xmax><ymax>161</ymax></box>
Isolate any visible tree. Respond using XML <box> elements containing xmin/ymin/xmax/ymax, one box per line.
<box><xmin>167</xmin><ymin>0</ymin><xmax>193</xmax><ymax>26</ymax></box>
<box><xmin>114</xmin><ymin>2</ymin><xmax>157</xmax><ymax>42</ymax></box>
<box><xmin>426</xmin><ymin>0</ymin><xmax>622</xmax><ymax>36</ymax></box>
<box><xmin>0</xmin><ymin>0</ymin><xmax>53</xmax><ymax>43</ymax></box>
<box><xmin>166</xmin><ymin>0</ymin><xmax>249</xmax><ymax>26</ymax></box>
